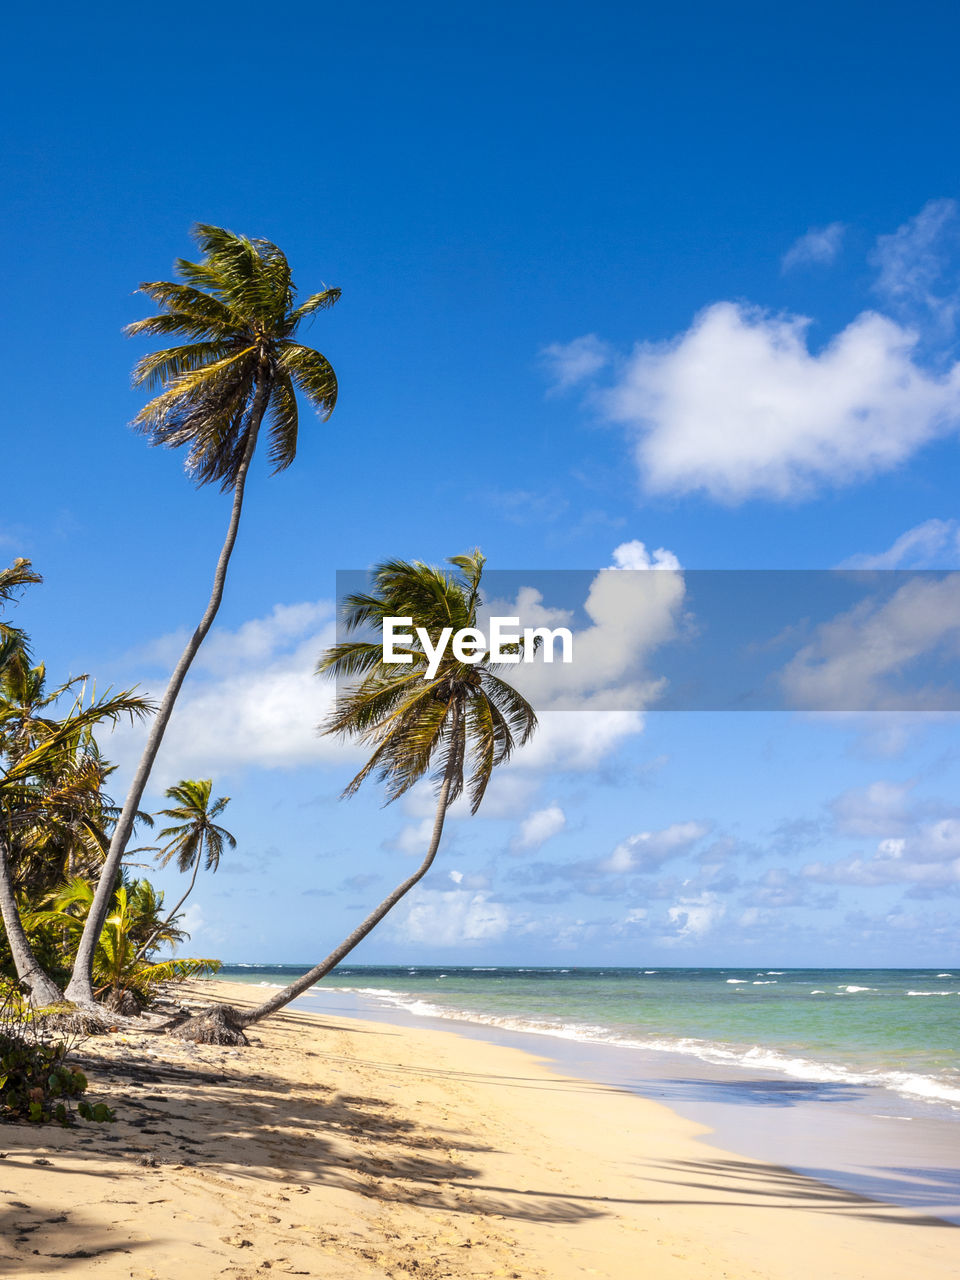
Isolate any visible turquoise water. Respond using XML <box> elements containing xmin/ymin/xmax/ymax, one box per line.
<box><xmin>217</xmin><ymin>964</ymin><xmax>960</xmax><ymax>1116</ymax></box>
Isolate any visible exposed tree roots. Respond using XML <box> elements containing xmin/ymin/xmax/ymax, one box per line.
<box><xmin>170</xmin><ymin>1003</ymin><xmax>249</xmax><ymax>1045</ymax></box>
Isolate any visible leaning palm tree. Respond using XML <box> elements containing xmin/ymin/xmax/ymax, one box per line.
<box><xmin>66</xmin><ymin>226</ymin><xmax>339</xmax><ymax>1004</ymax></box>
<box><xmin>132</xmin><ymin>779</ymin><xmax>235</xmax><ymax>962</ymax></box>
<box><xmin>178</xmin><ymin>551</ymin><xmax>536</xmax><ymax>1042</ymax></box>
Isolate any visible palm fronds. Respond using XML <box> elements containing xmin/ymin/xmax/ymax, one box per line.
<box><xmin>319</xmin><ymin>551</ymin><xmax>537</xmax><ymax>814</ymax></box>
<box><xmin>128</xmin><ymin>224</ymin><xmax>339</xmax><ymax>489</ymax></box>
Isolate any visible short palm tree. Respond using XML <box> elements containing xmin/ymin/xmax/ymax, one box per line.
<box><xmin>66</xmin><ymin>226</ymin><xmax>339</xmax><ymax>1004</ymax></box>
<box><xmin>190</xmin><ymin>551</ymin><xmax>537</xmax><ymax>1038</ymax></box>
<box><xmin>0</xmin><ymin>680</ymin><xmax>153</xmax><ymax>1006</ymax></box>
<box><xmin>133</xmin><ymin>779</ymin><xmax>235</xmax><ymax>962</ymax></box>
<box><xmin>30</xmin><ymin>877</ymin><xmax>219</xmax><ymax>1009</ymax></box>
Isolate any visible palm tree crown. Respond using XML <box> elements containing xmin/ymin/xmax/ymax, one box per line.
<box><xmin>156</xmin><ymin>779</ymin><xmax>235</xmax><ymax>874</ymax></box>
<box><xmin>320</xmin><ymin>551</ymin><xmax>537</xmax><ymax>813</ymax></box>
<box><xmin>128</xmin><ymin>223</ymin><xmax>339</xmax><ymax>489</ymax></box>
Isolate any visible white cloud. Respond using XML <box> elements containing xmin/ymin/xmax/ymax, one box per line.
<box><xmin>804</xmin><ymin>823</ymin><xmax>960</xmax><ymax>888</ymax></box>
<box><xmin>871</xmin><ymin>198</ymin><xmax>960</xmax><ymax>331</ymax></box>
<box><xmin>109</xmin><ymin>601</ymin><xmax>347</xmax><ymax>785</ymax></box>
<box><xmin>830</xmin><ymin>781</ymin><xmax>914</xmax><ymax>837</ymax></box>
<box><xmin>510</xmin><ymin>709</ymin><xmax>645</xmax><ymax>771</ymax></box>
<box><xmin>395</xmin><ymin>888</ymin><xmax>511</xmax><ymax>946</ymax></box>
<box><xmin>601</xmin><ymin>821</ymin><xmax>709</xmax><ymax>873</ymax></box>
<box><xmin>780</xmin><ymin>574</ymin><xmax>960</xmax><ymax>711</ymax></box>
<box><xmin>513</xmin><ymin>804</ymin><xmax>566</xmax><ymax>851</ymax></box>
<box><xmin>497</xmin><ymin>547</ymin><xmax>686</xmax><ymax>710</ymax></box>
<box><xmin>781</xmin><ymin>222</ymin><xmax>846</xmax><ymax>272</ymax></box>
<box><xmin>664</xmin><ymin>892</ymin><xmax>725</xmax><ymax>940</ymax></box>
<box><xmin>540</xmin><ymin>334</ymin><xmax>612</xmax><ymax>392</ymax></box>
<box><xmin>603</xmin><ymin>302</ymin><xmax>960</xmax><ymax>502</ymax></box>
<box><xmin>608</xmin><ymin>540</ymin><xmax>681</xmax><ymax>571</ymax></box>
<box><xmin>386</xmin><ymin>818</ymin><xmax>436</xmax><ymax>856</ymax></box>
<box><xmin>840</xmin><ymin>518</ymin><xmax>960</xmax><ymax>569</ymax></box>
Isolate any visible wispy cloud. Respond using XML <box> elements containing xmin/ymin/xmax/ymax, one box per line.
<box><xmin>781</xmin><ymin>222</ymin><xmax>846</xmax><ymax>272</ymax></box>
<box><xmin>540</xmin><ymin>334</ymin><xmax>612</xmax><ymax>393</ymax></box>
<box><xmin>871</xmin><ymin>198</ymin><xmax>960</xmax><ymax>333</ymax></box>
<box><xmin>780</xmin><ymin>574</ymin><xmax>960</xmax><ymax>711</ymax></box>
<box><xmin>512</xmin><ymin>804</ymin><xmax>566</xmax><ymax>852</ymax></box>
<box><xmin>840</xmin><ymin>517</ymin><xmax>960</xmax><ymax>569</ymax></box>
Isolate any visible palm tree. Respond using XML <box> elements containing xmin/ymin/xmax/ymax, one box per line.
<box><xmin>184</xmin><ymin>551</ymin><xmax>536</xmax><ymax>1040</ymax></box>
<box><xmin>66</xmin><ymin>226</ymin><xmax>339</xmax><ymax>1004</ymax></box>
<box><xmin>132</xmin><ymin>779</ymin><xmax>235</xmax><ymax>962</ymax></box>
<box><xmin>0</xmin><ymin>686</ymin><xmax>153</xmax><ymax>1005</ymax></box>
<box><xmin>0</xmin><ymin>560</ymin><xmax>41</xmax><ymax>677</ymax></box>
<box><xmin>30</xmin><ymin>877</ymin><xmax>219</xmax><ymax>1010</ymax></box>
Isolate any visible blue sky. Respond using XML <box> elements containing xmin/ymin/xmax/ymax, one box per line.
<box><xmin>4</xmin><ymin>0</ymin><xmax>960</xmax><ymax>965</ymax></box>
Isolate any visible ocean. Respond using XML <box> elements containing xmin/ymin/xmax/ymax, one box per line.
<box><xmin>216</xmin><ymin>964</ymin><xmax>960</xmax><ymax>1116</ymax></box>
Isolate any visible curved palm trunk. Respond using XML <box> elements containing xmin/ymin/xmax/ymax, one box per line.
<box><xmin>131</xmin><ymin>853</ymin><xmax>202</xmax><ymax>965</ymax></box>
<box><xmin>236</xmin><ymin>717</ymin><xmax>461</xmax><ymax>1028</ymax></box>
<box><xmin>0</xmin><ymin>837</ymin><xmax>64</xmax><ymax>1006</ymax></box>
<box><xmin>65</xmin><ymin>381</ymin><xmax>271</xmax><ymax>1005</ymax></box>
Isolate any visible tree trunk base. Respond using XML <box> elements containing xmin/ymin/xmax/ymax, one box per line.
<box><xmin>171</xmin><ymin>1004</ymin><xmax>248</xmax><ymax>1045</ymax></box>
<box><xmin>102</xmin><ymin>989</ymin><xmax>143</xmax><ymax>1017</ymax></box>
<box><xmin>37</xmin><ymin>1006</ymin><xmax>114</xmax><ymax>1036</ymax></box>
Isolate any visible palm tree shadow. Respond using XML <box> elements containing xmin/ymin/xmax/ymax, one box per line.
<box><xmin>0</xmin><ymin>1201</ymin><xmax>155</xmax><ymax>1273</ymax></box>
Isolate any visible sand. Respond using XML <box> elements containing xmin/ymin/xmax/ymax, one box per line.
<box><xmin>0</xmin><ymin>978</ymin><xmax>956</xmax><ymax>1279</ymax></box>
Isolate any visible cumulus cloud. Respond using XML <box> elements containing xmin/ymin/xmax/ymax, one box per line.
<box><xmin>664</xmin><ymin>892</ymin><xmax>725</xmax><ymax>940</ymax></box>
<box><xmin>513</xmin><ymin>805</ymin><xmax>566</xmax><ymax>852</ymax></box>
<box><xmin>840</xmin><ymin>518</ymin><xmax>960</xmax><ymax>569</ymax></box>
<box><xmin>108</xmin><ymin>601</ymin><xmax>346</xmax><ymax>785</ymax></box>
<box><xmin>804</xmin><ymin>824</ymin><xmax>960</xmax><ymax>889</ymax></box>
<box><xmin>608</xmin><ymin>540</ymin><xmax>681</xmax><ymax>571</ymax></box>
<box><xmin>781</xmin><ymin>222</ymin><xmax>846</xmax><ymax>272</ymax></box>
<box><xmin>540</xmin><ymin>334</ymin><xmax>612</xmax><ymax>392</ymax></box>
<box><xmin>603</xmin><ymin>302</ymin><xmax>960</xmax><ymax>502</ymax></box>
<box><xmin>780</xmin><ymin>574</ymin><xmax>960</xmax><ymax>710</ymax></box>
<box><xmin>491</xmin><ymin>540</ymin><xmax>686</xmax><ymax>711</ymax></box>
<box><xmin>394</xmin><ymin>887</ymin><xmax>511</xmax><ymax>946</ymax></box>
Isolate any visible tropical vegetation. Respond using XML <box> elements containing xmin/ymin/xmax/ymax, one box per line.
<box><xmin>0</xmin><ymin>562</ymin><xmax>225</xmax><ymax>1021</ymax></box>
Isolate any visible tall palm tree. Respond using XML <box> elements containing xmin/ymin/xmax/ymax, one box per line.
<box><xmin>188</xmin><ymin>551</ymin><xmax>536</xmax><ymax>1039</ymax></box>
<box><xmin>66</xmin><ymin>226</ymin><xmax>339</xmax><ymax>1004</ymax></box>
<box><xmin>132</xmin><ymin>779</ymin><xmax>235</xmax><ymax>962</ymax></box>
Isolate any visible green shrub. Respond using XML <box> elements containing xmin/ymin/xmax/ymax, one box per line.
<box><xmin>0</xmin><ymin>983</ymin><xmax>114</xmax><ymax>1126</ymax></box>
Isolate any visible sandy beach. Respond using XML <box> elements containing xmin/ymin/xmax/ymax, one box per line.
<box><xmin>0</xmin><ymin>979</ymin><xmax>956</xmax><ymax>1279</ymax></box>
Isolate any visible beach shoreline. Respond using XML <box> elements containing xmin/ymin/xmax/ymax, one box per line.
<box><xmin>270</xmin><ymin>976</ymin><xmax>960</xmax><ymax>1224</ymax></box>
<box><xmin>1</xmin><ymin>978</ymin><xmax>957</xmax><ymax>1279</ymax></box>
